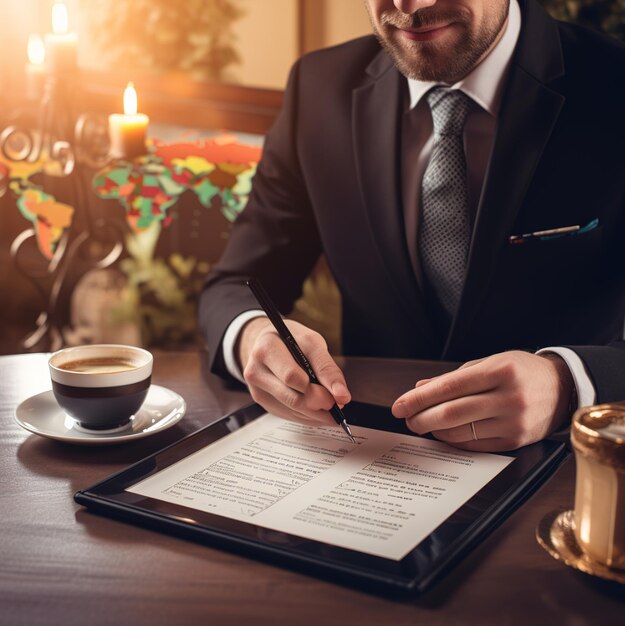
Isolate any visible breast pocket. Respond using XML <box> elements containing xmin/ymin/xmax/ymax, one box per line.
<box><xmin>504</xmin><ymin>225</ymin><xmax>604</xmax><ymax>285</ymax></box>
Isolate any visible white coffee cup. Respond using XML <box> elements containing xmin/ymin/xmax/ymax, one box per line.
<box><xmin>49</xmin><ymin>344</ymin><xmax>153</xmax><ymax>430</ymax></box>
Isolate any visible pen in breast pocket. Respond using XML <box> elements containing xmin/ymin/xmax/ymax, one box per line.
<box><xmin>509</xmin><ymin>224</ymin><xmax>579</xmax><ymax>244</ymax></box>
<box><xmin>509</xmin><ymin>218</ymin><xmax>599</xmax><ymax>245</ymax></box>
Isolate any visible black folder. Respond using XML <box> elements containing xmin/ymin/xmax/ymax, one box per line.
<box><xmin>74</xmin><ymin>401</ymin><xmax>568</xmax><ymax>595</ymax></box>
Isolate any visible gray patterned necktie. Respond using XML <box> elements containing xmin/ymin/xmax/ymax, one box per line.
<box><xmin>419</xmin><ymin>88</ymin><xmax>472</xmax><ymax>317</ymax></box>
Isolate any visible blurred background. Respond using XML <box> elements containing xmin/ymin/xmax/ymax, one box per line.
<box><xmin>0</xmin><ymin>0</ymin><xmax>373</xmax><ymax>90</ymax></box>
<box><xmin>0</xmin><ymin>0</ymin><xmax>623</xmax><ymax>357</ymax></box>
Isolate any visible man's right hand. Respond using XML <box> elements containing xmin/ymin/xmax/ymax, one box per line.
<box><xmin>237</xmin><ymin>317</ymin><xmax>351</xmax><ymax>426</ymax></box>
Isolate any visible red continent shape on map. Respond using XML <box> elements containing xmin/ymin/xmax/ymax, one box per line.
<box><xmin>152</xmin><ymin>138</ymin><xmax>262</xmax><ymax>167</ymax></box>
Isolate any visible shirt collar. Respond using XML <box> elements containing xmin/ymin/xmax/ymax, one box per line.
<box><xmin>407</xmin><ymin>0</ymin><xmax>521</xmax><ymax>115</ymax></box>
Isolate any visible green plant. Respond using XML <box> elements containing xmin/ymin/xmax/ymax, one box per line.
<box><xmin>81</xmin><ymin>0</ymin><xmax>244</xmax><ymax>81</ymax></box>
<box><xmin>113</xmin><ymin>223</ymin><xmax>211</xmax><ymax>348</ymax></box>
<box><xmin>539</xmin><ymin>0</ymin><xmax>625</xmax><ymax>39</ymax></box>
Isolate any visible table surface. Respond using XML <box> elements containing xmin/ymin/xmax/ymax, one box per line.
<box><xmin>1</xmin><ymin>351</ymin><xmax>623</xmax><ymax>626</ymax></box>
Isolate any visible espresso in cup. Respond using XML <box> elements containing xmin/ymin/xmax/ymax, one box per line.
<box><xmin>49</xmin><ymin>345</ymin><xmax>153</xmax><ymax>430</ymax></box>
<box><xmin>58</xmin><ymin>357</ymin><xmax>138</xmax><ymax>373</ymax></box>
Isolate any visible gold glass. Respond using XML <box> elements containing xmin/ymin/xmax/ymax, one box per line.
<box><xmin>571</xmin><ymin>404</ymin><xmax>625</xmax><ymax>569</ymax></box>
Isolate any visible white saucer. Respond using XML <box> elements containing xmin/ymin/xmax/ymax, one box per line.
<box><xmin>14</xmin><ymin>385</ymin><xmax>186</xmax><ymax>445</ymax></box>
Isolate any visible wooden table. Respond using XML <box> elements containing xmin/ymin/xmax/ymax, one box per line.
<box><xmin>1</xmin><ymin>351</ymin><xmax>623</xmax><ymax>626</ymax></box>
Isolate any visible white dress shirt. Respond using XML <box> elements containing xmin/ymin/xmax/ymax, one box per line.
<box><xmin>221</xmin><ymin>0</ymin><xmax>596</xmax><ymax>410</ymax></box>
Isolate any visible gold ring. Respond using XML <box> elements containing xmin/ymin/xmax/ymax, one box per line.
<box><xmin>470</xmin><ymin>421</ymin><xmax>478</xmax><ymax>441</ymax></box>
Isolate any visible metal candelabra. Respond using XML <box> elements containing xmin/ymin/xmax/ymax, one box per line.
<box><xmin>0</xmin><ymin>72</ymin><xmax>126</xmax><ymax>351</ymax></box>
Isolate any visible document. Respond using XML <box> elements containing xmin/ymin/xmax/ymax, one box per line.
<box><xmin>128</xmin><ymin>414</ymin><xmax>513</xmax><ymax>560</ymax></box>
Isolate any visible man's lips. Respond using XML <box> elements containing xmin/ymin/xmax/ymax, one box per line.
<box><xmin>396</xmin><ymin>23</ymin><xmax>455</xmax><ymax>42</ymax></box>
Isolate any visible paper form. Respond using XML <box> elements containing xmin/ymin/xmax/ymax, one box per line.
<box><xmin>128</xmin><ymin>414</ymin><xmax>513</xmax><ymax>560</ymax></box>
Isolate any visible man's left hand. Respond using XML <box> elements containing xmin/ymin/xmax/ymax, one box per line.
<box><xmin>391</xmin><ymin>351</ymin><xmax>575</xmax><ymax>451</ymax></box>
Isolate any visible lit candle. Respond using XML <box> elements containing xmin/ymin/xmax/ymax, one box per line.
<box><xmin>45</xmin><ymin>2</ymin><xmax>78</xmax><ymax>74</ymax></box>
<box><xmin>25</xmin><ymin>34</ymin><xmax>46</xmax><ymax>99</ymax></box>
<box><xmin>108</xmin><ymin>82</ymin><xmax>150</xmax><ymax>159</ymax></box>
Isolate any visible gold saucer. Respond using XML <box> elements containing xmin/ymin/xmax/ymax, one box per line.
<box><xmin>536</xmin><ymin>510</ymin><xmax>625</xmax><ymax>585</ymax></box>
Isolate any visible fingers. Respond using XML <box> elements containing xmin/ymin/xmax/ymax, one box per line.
<box><xmin>458</xmin><ymin>357</ymin><xmax>486</xmax><ymax>370</ymax></box>
<box><xmin>243</xmin><ymin>320</ymin><xmax>350</xmax><ymax>426</ymax></box>
<box><xmin>430</xmin><ymin>416</ymin><xmax>499</xmax><ymax>443</ymax></box>
<box><xmin>250</xmin><ymin>385</ymin><xmax>335</xmax><ymax>427</ymax></box>
<box><xmin>404</xmin><ymin>393</ymin><xmax>502</xmax><ymax>434</ymax></box>
<box><xmin>414</xmin><ymin>378</ymin><xmax>432</xmax><ymax>388</ymax></box>
<box><xmin>392</xmin><ymin>363</ymin><xmax>497</xmax><ymax>419</ymax></box>
<box><xmin>432</xmin><ymin>418</ymin><xmax>515</xmax><ymax>452</ymax></box>
<box><xmin>245</xmin><ymin>360</ymin><xmax>336</xmax><ymax>425</ymax></box>
<box><xmin>394</xmin><ymin>351</ymin><xmax>564</xmax><ymax>452</ymax></box>
<box><xmin>412</xmin><ymin>356</ymin><xmax>484</xmax><ymax>391</ymax></box>
<box><xmin>430</xmin><ymin>416</ymin><xmax>528</xmax><ymax>452</ymax></box>
<box><xmin>304</xmin><ymin>342</ymin><xmax>351</xmax><ymax>406</ymax></box>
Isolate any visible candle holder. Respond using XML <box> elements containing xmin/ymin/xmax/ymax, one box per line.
<box><xmin>0</xmin><ymin>71</ymin><xmax>127</xmax><ymax>351</ymax></box>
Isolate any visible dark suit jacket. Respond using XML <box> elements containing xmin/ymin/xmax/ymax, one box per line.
<box><xmin>199</xmin><ymin>0</ymin><xmax>625</xmax><ymax>402</ymax></box>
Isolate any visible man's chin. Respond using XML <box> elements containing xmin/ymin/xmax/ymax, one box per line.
<box><xmin>386</xmin><ymin>46</ymin><xmax>467</xmax><ymax>83</ymax></box>
<box><xmin>380</xmin><ymin>30</ymin><xmax>474</xmax><ymax>83</ymax></box>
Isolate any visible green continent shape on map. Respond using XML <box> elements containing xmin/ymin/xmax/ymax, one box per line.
<box><xmin>192</xmin><ymin>177</ymin><xmax>220</xmax><ymax>206</ymax></box>
<box><xmin>92</xmin><ymin>137</ymin><xmax>260</xmax><ymax>234</ymax></box>
<box><xmin>93</xmin><ymin>161</ymin><xmax>186</xmax><ymax>232</ymax></box>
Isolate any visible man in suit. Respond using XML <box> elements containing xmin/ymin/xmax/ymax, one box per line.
<box><xmin>199</xmin><ymin>0</ymin><xmax>625</xmax><ymax>451</ymax></box>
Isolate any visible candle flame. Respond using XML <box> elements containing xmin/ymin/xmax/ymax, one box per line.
<box><xmin>52</xmin><ymin>2</ymin><xmax>69</xmax><ymax>35</ymax></box>
<box><xmin>27</xmin><ymin>35</ymin><xmax>45</xmax><ymax>66</ymax></box>
<box><xmin>123</xmin><ymin>82</ymin><xmax>138</xmax><ymax>115</ymax></box>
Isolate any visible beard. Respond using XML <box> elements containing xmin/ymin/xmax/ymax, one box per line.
<box><xmin>367</xmin><ymin>2</ymin><xmax>509</xmax><ymax>84</ymax></box>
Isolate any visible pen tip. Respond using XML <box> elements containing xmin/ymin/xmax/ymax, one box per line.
<box><xmin>341</xmin><ymin>421</ymin><xmax>356</xmax><ymax>444</ymax></box>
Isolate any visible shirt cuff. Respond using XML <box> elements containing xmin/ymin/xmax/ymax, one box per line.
<box><xmin>536</xmin><ymin>346</ymin><xmax>597</xmax><ymax>409</ymax></box>
<box><xmin>222</xmin><ymin>310</ymin><xmax>267</xmax><ymax>383</ymax></box>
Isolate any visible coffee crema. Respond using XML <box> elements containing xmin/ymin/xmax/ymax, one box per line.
<box><xmin>58</xmin><ymin>357</ymin><xmax>138</xmax><ymax>374</ymax></box>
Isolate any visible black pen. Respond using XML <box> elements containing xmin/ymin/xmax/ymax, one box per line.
<box><xmin>247</xmin><ymin>278</ymin><xmax>356</xmax><ymax>444</ymax></box>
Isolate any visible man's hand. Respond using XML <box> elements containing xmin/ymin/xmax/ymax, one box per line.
<box><xmin>238</xmin><ymin>317</ymin><xmax>351</xmax><ymax>426</ymax></box>
<box><xmin>391</xmin><ymin>351</ymin><xmax>575</xmax><ymax>451</ymax></box>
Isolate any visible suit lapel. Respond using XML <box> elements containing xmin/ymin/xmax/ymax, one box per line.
<box><xmin>352</xmin><ymin>53</ymin><xmax>440</xmax><ymax>353</ymax></box>
<box><xmin>443</xmin><ymin>0</ymin><xmax>566</xmax><ymax>358</ymax></box>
